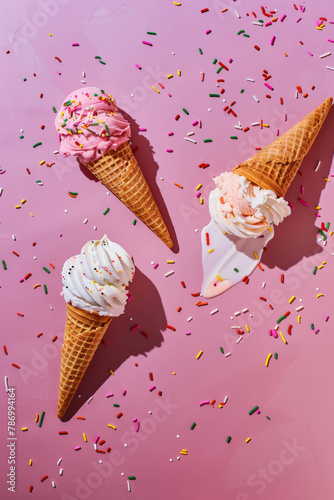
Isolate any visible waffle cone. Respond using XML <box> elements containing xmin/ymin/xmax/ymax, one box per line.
<box><xmin>57</xmin><ymin>303</ymin><xmax>112</xmax><ymax>419</ymax></box>
<box><xmin>233</xmin><ymin>97</ymin><xmax>332</xmax><ymax>198</ymax></box>
<box><xmin>85</xmin><ymin>141</ymin><xmax>173</xmax><ymax>248</ymax></box>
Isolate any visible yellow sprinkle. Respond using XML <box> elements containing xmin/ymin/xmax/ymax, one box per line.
<box><xmin>21</xmin><ymin>427</ymin><xmax>28</xmax><ymax>431</ymax></box>
<box><xmin>108</xmin><ymin>424</ymin><xmax>117</xmax><ymax>430</ymax></box>
<box><xmin>21</xmin><ymin>199</ymin><xmax>26</xmax><ymax>204</ymax></box>
<box><xmin>324</xmin><ymin>178</ymin><xmax>330</xmax><ymax>182</ymax></box>
<box><xmin>180</xmin><ymin>451</ymin><xmax>187</xmax><ymax>455</ymax></box>
<box><xmin>152</xmin><ymin>86</ymin><xmax>160</xmax><ymax>93</ymax></box>
<box><xmin>288</xmin><ymin>296</ymin><xmax>296</xmax><ymax>304</ymax></box>
<box><xmin>263</xmin><ymin>124</ymin><xmax>270</xmax><ymax>128</ymax></box>
<box><xmin>30</xmin><ymin>212</ymin><xmax>34</xmax><ymax>217</ymax></box>
<box><xmin>268</xmin><ymin>226</ymin><xmax>273</xmax><ymax>232</ymax></box>
<box><xmin>200</xmin><ymin>197</ymin><xmax>203</xmax><ymax>204</ymax></box>
<box><xmin>316</xmin><ymin>293</ymin><xmax>324</xmax><ymax>298</ymax></box>
<box><xmin>29</xmin><ymin>460</ymin><xmax>32</xmax><ymax>466</ymax></box>
<box><xmin>318</xmin><ymin>265</ymin><xmax>324</xmax><ymax>269</ymax></box>
<box><xmin>35</xmin><ymin>413</ymin><xmax>39</xmax><ymax>422</ymax></box>
<box><xmin>167</xmin><ymin>74</ymin><xmax>173</xmax><ymax>79</ymax></box>
<box><xmin>245</xmin><ymin>437</ymin><xmax>251</xmax><ymax>443</ymax></box>
<box><xmin>322</xmin><ymin>261</ymin><xmax>326</xmax><ymax>264</ymax></box>
<box><xmin>218</xmin><ymin>404</ymin><xmax>223</xmax><ymax>408</ymax></box>
<box><xmin>280</xmin><ymin>331</ymin><xmax>287</xmax><ymax>344</ymax></box>
<box><xmin>216</xmin><ymin>275</ymin><xmax>223</xmax><ymax>281</ymax></box>
<box><xmin>83</xmin><ymin>433</ymin><xmax>87</xmax><ymax>442</ymax></box>
<box><xmin>330</xmin><ymin>232</ymin><xmax>333</xmax><ymax>236</ymax></box>
<box><xmin>48</xmin><ymin>33</ymin><xmax>52</xmax><ymax>36</ymax></box>
<box><xmin>196</xmin><ymin>184</ymin><xmax>202</xmax><ymax>190</ymax></box>
<box><xmin>316</xmin><ymin>206</ymin><xmax>321</xmax><ymax>209</ymax></box>
<box><xmin>78</xmin><ymin>130</ymin><xmax>82</xmax><ymax>134</ymax></box>
<box><xmin>166</xmin><ymin>260</ymin><xmax>175</xmax><ymax>264</ymax></box>
<box><xmin>97</xmin><ymin>119</ymin><xmax>105</xmax><ymax>124</ymax></box>
<box><xmin>15</xmin><ymin>205</ymin><xmax>21</xmax><ymax>209</ymax></box>
<box><xmin>245</xmin><ymin>324</ymin><xmax>250</xmax><ymax>332</ymax></box>
<box><xmin>181</xmin><ymin>449</ymin><xmax>188</xmax><ymax>452</ymax></box>
<box><xmin>265</xmin><ymin>353</ymin><xmax>272</xmax><ymax>367</ymax></box>
<box><xmin>297</xmin><ymin>315</ymin><xmax>301</xmax><ymax>324</ymax></box>
<box><xmin>178</xmin><ymin>70</ymin><xmax>181</xmax><ymax>76</ymax></box>
<box><xmin>173</xmin><ymin>1</ymin><xmax>182</xmax><ymax>4</ymax></box>
<box><xmin>39</xmin><ymin>160</ymin><xmax>45</xmax><ymax>165</ymax></box>
<box><xmin>172</xmin><ymin>372</ymin><xmax>176</xmax><ymax>375</ymax></box>
<box><xmin>254</xmin><ymin>252</ymin><xmax>258</xmax><ymax>260</ymax></box>
<box><xmin>196</xmin><ymin>350</ymin><xmax>203</xmax><ymax>360</ymax></box>
<box><xmin>110</xmin><ymin>369</ymin><xmax>114</xmax><ymax>375</ymax></box>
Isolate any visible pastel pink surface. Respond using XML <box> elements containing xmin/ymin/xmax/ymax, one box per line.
<box><xmin>1</xmin><ymin>1</ymin><xmax>334</xmax><ymax>500</ymax></box>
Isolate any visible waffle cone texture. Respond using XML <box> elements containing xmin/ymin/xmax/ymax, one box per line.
<box><xmin>57</xmin><ymin>303</ymin><xmax>112</xmax><ymax>419</ymax></box>
<box><xmin>85</xmin><ymin>141</ymin><xmax>173</xmax><ymax>248</ymax></box>
<box><xmin>232</xmin><ymin>97</ymin><xmax>332</xmax><ymax>198</ymax></box>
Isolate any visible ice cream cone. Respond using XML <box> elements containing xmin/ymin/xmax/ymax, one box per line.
<box><xmin>57</xmin><ymin>303</ymin><xmax>112</xmax><ymax>419</ymax></box>
<box><xmin>233</xmin><ymin>97</ymin><xmax>332</xmax><ymax>198</ymax></box>
<box><xmin>85</xmin><ymin>141</ymin><xmax>173</xmax><ymax>248</ymax></box>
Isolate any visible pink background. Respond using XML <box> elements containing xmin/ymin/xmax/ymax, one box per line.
<box><xmin>1</xmin><ymin>1</ymin><xmax>334</xmax><ymax>499</ymax></box>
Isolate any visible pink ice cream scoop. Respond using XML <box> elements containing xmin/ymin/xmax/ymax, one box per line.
<box><xmin>55</xmin><ymin>87</ymin><xmax>131</xmax><ymax>163</ymax></box>
<box><xmin>214</xmin><ymin>172</ymin><xmax>255</xmax><ymax>216</ymax></box>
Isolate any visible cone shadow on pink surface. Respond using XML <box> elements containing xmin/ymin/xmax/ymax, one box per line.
<box><xmin>78</xmin><ymin>110</ymin><xmax>179</xmax><ymax>253</ymax></box>
<box><xmin>59</xmin><ymin>267</ymin><xmax>166</xmax><ymax>421</ymax></box>
<box><xmin>261</xmin><ymin>105</ymin><xmax>334</xmax><ymax>271</ymax></box>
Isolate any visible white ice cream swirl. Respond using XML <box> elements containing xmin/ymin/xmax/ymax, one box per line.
<box><xmin>61</xmin><ymin>235</ymin><xmax>135</xmax><ymax>316</ymax></box>
<box><xmin>209</xmin><ymin>172</ymin><xmax>291</xmax><ymax>238</ymax></box>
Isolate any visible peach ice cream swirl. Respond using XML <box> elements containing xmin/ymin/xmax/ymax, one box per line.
<box><xmin>208</xmin><ymin>172</ymin><xmax>290</xmax><ymax>238</ymax></box>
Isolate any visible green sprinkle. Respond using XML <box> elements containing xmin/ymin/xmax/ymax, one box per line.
<box><xmin>64</xmin><ymin>100</ymin><xmax>72</xmax><ymax>106</ymax></box>
<box><xmin>132</xmin><ymin>219</ymin><xmax>137</xmax><ymax>225</ymax></box>
<box><xmin>212</xmin><ymin>58</ymin><xmax>217</xmax><ymax>64</ymax></box>
<box><xmin>259</xmin><ymin>19</ymin><xmax>264</xmax><ymax>23</ymax></box>
<box><xmin>234</xmin><ymin>268</ymin><xmax>239</xmax><ymax>272</ymax></box>
<box><xmin>128</xmin><ymin>476</ymin><xmax>136</xmax><ymax>480</ymax></box>
<box><xmin>95</xmin><ymin>56</ymin><xmax>101</xmax><ymax>59</ymax></box>
<box><xmin>113</xmin><ymin>404</ymin><xmax>120</xmax><ymax>407</ymax></box>
<box><xmin>326</xmin><ymin>221</ymin><xmax>330</xmax><ymax>230</ymax></box>
<box><xmin>33</xmin><ymin>142</ymin><xmax>42</xmax><ymax>148</ymax></box>
<box><xmin>226</xmin><ymin>436</ymin><xmax>232</xmax><ymax>443</ymax></box>
<box><xmin>319</xmin><ymin>229</ymin><xmax>327</xmax><ymax>240</ymax></box>
<box><xmin>147</xmin><ymin>31</ymin><xmax>156</xmax><ymax>35</ymax></box>
<box><xmin>209</xmin><ymin>93</ymin><xmax>220</xmax><ymax>97</ymax></box>
<box><xmin>203</xmin><ymin>139</ymin><xmax>212</xmax><ymax>143</ymax></box>
<box><xmin>311</xmin><ymin>323</ymin><xmax>315</xmax><ymax>330</ymax></box>
<box><xmin>277</xmin><ymin>315</ymin><xmax>286</xmax><ymax>324</ymax></box>
<box><xmin>217</xmin><ymin>66</ymin><xmax>223</xmax><ymax>74</ymax></box>
<box><xmin>103</xmin><ymin>208</ymin><xmax>110</xmax><ymax>215</ymax></box>
<box><xmin>52</xmin><ymin>106</ymin><xmax>57</xmax><ymax>113</ymax></box>
<box><xmin>36</xmin><ymin>180</ymin><xmax>42</xmax><ymax>184</ymax></box>
<box><xmin>199</xmin><ymin>48</ymin><xmax>203</xmax><ymax>54</ymax></box>
<box><xmin>243</xmin><ymin>34</ymin><xmax>250</xmax><ymax>38</ymax></box>
<box><xmin>19</xmin><ymin>135</ymin><xmax>24</xmax><ymax>139</ymax></box>
<box><xmin>312</xmin><ymin>266</ymin><xmax>317</xmax><ymax>275</ymax></box>
<box><xmin>39</xmin><ymin>411</ymin><xmax>45</xmax><ymax>428</ymax></box>
<box><xmin>23</xmin><ymin>78</ymin><xmax>27</xmax><ymax>82</ymax></box>
<box><xmin>190</xmin><ymin>422</ymin><xmax>197</xmax><ymax>430</ymax></box>
<box><xmin>182</xmin><ymin>108</ymin><xmax>189</xmax><ymax>115</ymax></box>
<box><xmin>43</xmin><ymin>267</ymin><xmax>50</xmax><ymax>274</ymax></box>
<box><xmin>2</xmin><ymin>260</ymin><xmax>7</xmax><ymax>270</ymax></box>
<box><xmin>266</xmin><ymin>416</ymin><xmax>271</xmax><ymax>420</ymax></box>
<box><xmin>230</xmin><ymin>136</ymin><xmax>238</xmax><ymax>140</ymax></box>
<box><xmin>240</xmin><ymin>89</ymin><xmax>245</xmax><ymax>93</ymax></box>
<box><xmin>66</xmin><ymin>128</ymin><xmax>76</xmax><ymax>134</ymax></box>
<box><xmin>69</xmin><ymin>191</ymin><xmax>78</xmax><ymax>196</ymax></box>
<box><xmin>237</xmin><ymin>30</ymin><xmax>245</xmax><ymax>35</ymax></box>
<box><xmin>99</xmin><ymin>60</ymin><xmax>106</xmax><ymax>65</ymax></box>
<box><xmin>104</xmin><ymin>123</ymin><xmax>110</xmax><ymax>135</ymax></box>
<box><xmin>220</xmin><ymin>346</ymin><xmax>224</xmax><ymax>354</ymax></box>
<box><xmin>249</xmin><ymin>406</ymin><xmax>259</xmax><ymax>415</ymax></box>
<box><xmin>44</xmin><ymin>284</ymin><xmax>48</xmax><ymax>295</ymax></box>
<box><xmin>274</xmin><ymin>352</ymin><xmax>278</xmax><ymax>360</ymax></box>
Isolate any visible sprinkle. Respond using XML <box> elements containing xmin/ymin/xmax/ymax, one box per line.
<box><xmin>199</xmin><ymin>400</ymin><xmax>210</xmax><ymax>406</ymax></box>
<box><xmin>103</xmin><ymin>208</ymin><xmax>110</xmax><ymax>215</ymax></box>
<box><xmin>265</xmin><ymin>353</ymin><xmax>272</xmax><ymax>367</ymax></box>
<box><xmin>270</xmin><ymin>36</ymin><xmax>276</xmax><ymax>46</ymax></box>
<box><xmin>43</xmin><ymin>266</ymin><xmax>50</xmax><ymax>274</ymax></box>
<box><xmin>40</xmin><ymin>475</ymin><xmax>48</xmax><ymax>482</ymax></box>
<box><xmin>74</xmin><ymin>446</ymin><xmax>81</xmax><ymax>451</ymax></box>
<box><xmin>199</xmin><ymin>48</ymin><xmax>203</xmax><ymax>55</ymax></box>
<box><xmin>320</xmin><ymin>52</ymin><xmax>331</xmax><ymax>58</ymax></box>
<box><xmin>245</xmin><ymin>437</ymin><xmax>251</xmax><ymax>443</ymax></box>
<box><xmin>280</xmin><ymin>332</ymin><xmax>288</xmax><ymax>344</ymax></box>
<box><xmin>152</xmin><ymin>86</ymin><xmax>160</xmax><ymax>93</ymax></box>
<box><xmin>313</xmin><ymin>266</ymin><xmax>317</xmax><ymax>275</ymax></box>
<box><xmin>166</xmin><ymin>325</ymin><xmax>176</xmax><ymax>331</ymax></box>
<box><xmin>165</xmin><ymin>271</ymin><xmax>174</xmax><ymax>277</ymax></box>
<box><xmin>289</xmin><ymin>296</ymin><xmax>296</xmax><ymax>303</ymax></box>
<box><xmin>249</xmin><ymin>406</ymin><xmax>259</xmax><ymax>415</ymax></box>
<box><xmin>203</xmin><ymin>139</ymin><xmax>212</xmax><ymax>143</ymax></box>
<box><xmin>142</xmin><ymin>40</ymin><xmax>153</xmax><ymax>46</ymax></box>
<box><xmin>227</xmin><ymin>436</ymin><xmax>232</xmax><ymax>443</ymax></box>
<box><xmin>225</xmin><ymin>352</ymin><xmax>231</xmax><ymax>358</ymax></box>
<box><xmin>2</xmin><ymin>260</ymin><xmax>7</xmax><ymax>270</ymax></box>
<box><xmin>315</xmin><ymin>160</ymin><xmax>321</xmax><ymax>172</ymax></box>
<box><xmin>149</xmin><ymin>385</ymin><xmax>156</xmax><ymax>392</ymax></box>
<box><xmin>135</xmin><ymin>64</ymin><xmax>142</xmax><ymax>70</ymax></box>
<box><xmin>33</xmin><ymin>142</ymin><xmax>42</xmax><ymax>148</ymax></box>
<box><xmin>326</xmin><ymin>66</ymin><xmax>334</xmax><ymax>71</ymax></box>
<box><xmin>196</xmin><ymin>350</ymin><xmax>203</xmax><ymax>360</ymax></box>
<box><xmin>39</xmin><ymin>411</ymin><xmax>45</xmax><ymax>428</ymax></box>
<box><xmin>253</xmin><ymin>95</ymin><xmax>260</xmax><ymax>102</ymax></box>
<box><xmin>174</xmin><ymin>183</ymin><xmax>183</xmax><ymax>188</ymax></box>
<box><xmin>210</xmin><ymin>308</ymin><xmax>219</xmax><ymax>315</ymax></box>
<box><xmin>316</xmin><ymin>293</ymin><xmax>324</xmax><ymax>298</ymax></box>
<box><xmin>108</xmin><ymin>424</ymin><xmax>117</xmax><ymax>430</ymax></box>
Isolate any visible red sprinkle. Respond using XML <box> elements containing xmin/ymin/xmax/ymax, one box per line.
<box><xmin>281</xmin><ymin>274</ymin><xmax>284</xmax><ymax>283</ymax></box>
<box><xmin>288</xmin><ymin>324</ymin><xmax>293</xmax><ymax>335</ymax></box>
<box><xmin>12</xmin><ymin>363</ymin><xmax>20</xmax><ymax>369</ymax></box>
<box><xmin>55</xmin><ymin>56</ymin><xmax>62</xmax><ymax>62</ymax></box>
<box><xmin>206</xmin><ymin>233</ymin><xmax>210</xmax><ymax>245</ymax></box>
<box><xmin>149</xmin><ymin>373</ymin><xmax>154</xmax><ymax>381</ymax></box>
<box><xmin>3</xmin><ymin>345</ymin><xmax>8</xmax><ymax>355</ymax></box>
<box><xmin>59</xmin><ymin>431</ymin><xmax>68</xmax><ymax>435</ymax></box>
<box><xmin>40</xmin><ymin>475</ymin><xmax>49</xmax><ymax>483</ymax></box>
<box><xmin>191</xmin><ymin>292</ymin><xmax>201</xmax><ymax>297</ymax></box>
<box><xmin>257</xmin><ymin>263</ymin><xmax>265</xmax><ymax>271</ymax></box>
<box><xmin>260</xmin><ymin>297</ymin><xmax>267</xmax><ymax>301</ymax></box>
<box><xmin>52</xmin><ymin>336</ymin><xmax>58</xmax><ymax>342</ymax></box>
<box><xmin>17</xmin><ymin>312</ymin><xmax>24</xmax><ymax>317</ymax></box>
<box><xmin>37</xmin><ymin>333</ymin><xmax>43</xmax><ymax>338</ymax></box>
<box><xmin>201</xmin><ymin>8</ymin><xmax>209</xmax><ymax>13</ymax></box>
<box><xmin>181</xmin><ymin>281</ymin><xmax>186</xmax><ymax>288</ymax></box>
<box><xmin>116</xmin><ymin>412</ymin><xmax>123</xmax><ymax>419</ymax></box>
<box><xmin>12</xmin><ymin>251</ymin><xmax>20</xmax><ymax>257</ymax></box>
<box><xmin>166</xmin><ymin>325</ymin><xmax>176</xmax><ymax>331</ymax></box>
<box><xmin>24</xmin><ymin>273</ymin><xmax>32</xmax><ymax>280</ymax></box>
<box><xmin>175</xmin><ymin>114</ymin><xmax>180</xmax><ymax>120</ymax></box>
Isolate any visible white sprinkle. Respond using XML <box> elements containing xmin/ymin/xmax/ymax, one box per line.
<box><xmin>262</xmin><ymin>282</ymin><xmax>266</xmax><ymax>288</ymax></box>
<box><xmin>234</xmin><ymin>10</ymin><xmax>241</xmax><ymax>18</ymax></box>
<box><xmin>124</xmin><ymin>443</ymin><xmax>128</xmax><ymax>447</ymax></box>
<box><xmin>242</xmin><ymin>308</ymin><xmax>249</xmax><ymax>313</ymax></box>
<box><xmin>225</xmin><ymin>352</ymin><xmax>232</xmax><ymax>357</ymax></box>
<box><xmin>52</xmin><ymin>481</ymin><xmax>56</xmax><ymax>488</ymax></box>
<box><xmin>82</xmin><ymin>72</ymin><xmax>86</xmax><ymax>77</ymax></box>
<box><xmin>87</xmin><ymin>396</ymin><xmax>93</xmax><ymax>404</ymax></box>
<box><xmin>4</xmin><ymin>376</ymin><xmax>9</xmax><ymax>393</ymax></box>
<box><xmin>246</xmin><ymin>78</ymin><xmax>255</xmax><ymax>82</ymax></box>
<box><xmin>187</xmin><ymin>132</ymin><xmax>195</xmax><ymax>136</ymax></box>
<box><xmin>231</xmin><ymin>326</ymin><xmax>241</xmax><ymax>329</ymax></box>
<box><xmin>187</xmin><ymin>316</ymin><xmax>193</xmax><ymax>322</ymax></box>
<box><xmin>59</xmin><ymin>469</ymin><xmax>63</xmax><ymax>476</ymax></box>
<box><xmin>184</xmin><ymin>137</ymin><xmax>197</xmax><ymax>143</ymax></box>
<box><xmin>170</xmin><ymin>458</ymin><xmax>173</xmax><ymax>462</ymax></box>
<box><xmin>295</xmin><ymin>90</ymin><xmax>299</xmax><ymax>99</ymax></box>
<box><xmin>12</xmin><ymin>235</ymin><xmax>16</xmax><ymax>240</ymax></box>
<box><xmin>94</xmin><ymin>443</ymin><xmax>97</xmax><ymax>450</ymax></box>
<box><xmin>315</xmin><ymin>160</ymin><xmax>321</xmax><ymax>172</ymax></box>
<box><xmin>64</xmin><ymin>209</ymin><xmax>68</xmax><ymax>213</ymax></box>
<box><xmin>234</xmin><ymin>125</ymin><xmax>243</xmax><ymax>130</ymax></box>
<box><xmin>165</xmin><ymin>270</ymin><xmax>175</xmax><ymax>277</ymax></box>
<box><xmin>223</xmin><ymin>396</ymin><xmax>228</xmax><ymax>403</ymax></box>
<box><xmin>251</xmin><ymin>122</ymin><xmax>260</xmax><ymax>126</ymax></box>
<box><xmin>236</xmin><ymin>337</ymin><xmax>242</xmax><ymax>344</ymax></box>
<box><xmin>274</xmin><ymin>325</ymin><xmax>279</xmax><ymax>331</ymax></box>
<box><xmin>177</xmin><ymin>456</ymin><xmax>180</xmax><ymax>460</ymax></box>
<box><xmin>326</xmin><ymin>66</ymin><xmax>334</xmax><ymax>71</ymax></box>
<box><xmin>81</xmin><ymin>80</ymin><xmax>86</xmax><ymax>84</ymax></box>
<box><xmin>252</xmin><ymin>22</ymin><xmax>263</xmax><ymax>26</ymax></box>
<box><xmin>0</xmin><ymin>188</ymin><xmax>3</xmax><ymax>196</ymax></box>
<box><xmin>253</xmin><ymin>95</ymin><xmax>260</xmax><ymax>102</ymax></box>
<box><xmin>295</xmin><ymin>305</ymin><xmax>304</xmax><ymax>311</ymax></box>
<box><xmin>94</xmin><ymin>226</ymin><xmax>97</xmax><ymax>230</ymax></box>
<box><xmin>234</xmin><ymin>311</ymin><xmax>241</xmax><ymax>316</ymax></box>
<box><xmin>57</xmin><ymin>458</ymin><xmax>62</xmax><ymax>466</ymax></box>
<box><xmin>49</xmin><ymin>305</ymin><xmax>53</xmax><ymax>310</ymax></box>
<box><xmin>127</xmin><ymin>480</ymin><xmax>131</xmax><ymax>492</ymax></box>
<box><xmin>176</xmin><ymin>435</ymin><xmax>180</xmax><ymax>438</ymax></box>
<box><xmin>320</xmin><ymin>52</ymin><xmax>331</xmax><ymax>58</ymax></box>
<box><xmin>53</xmin><ymin>150</ymin><xmax>59</xmax><ymax>154</ymax></box>
<box><xmin>210</xmin><ymin>308</ymin><xmax>219</xmax><ymax>315</ymax></box>
<box><xmin>83</xmin><ymin>218</ymin><xmax>88</xmax><ymax>224</ymax></box>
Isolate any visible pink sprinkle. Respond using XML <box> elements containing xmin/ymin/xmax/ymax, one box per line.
<box><xmin>168</xmin><ymin>93</ymin><xmax>172</xmax><ymax>97</ymax></box>
<box><xmin>135</xmin><ymin>421</ymin><xmax>139</xmax><ymax>432</ymax></box>
<box><xmin>276</xmin><ymin>129</ymin><xmax>279</xmax><ymax>136</ymax></box>
<box><xmin>192</xmin><ymin>120</ymin><xmax>199</xmax><ymax>126</ymax></box>
<box><xmin>314</xmin><ymin>329</ymin><xmax>320</xmax><ymax>334</ymax></box>
<box><xmin>142</xmin><ymin>40</ymin><xmax>153</xmax><ymax>46</ymax></box>
<box><xmin>139</xmin><ymin>128</ymin><xmax>147</xmax><ymax>131</ymax></box>
<box><xmin>199</xmin><ymin>400</ymin><xmax>210</xmax><ymax>407</ymax></box>
<box><xmin>301</xmin><ymin>186</ymin><xmax>304</xmax><ymax>194</ymax></box>
<box><xmin>74</xmin><ymin>446</ymin><xmax>81</xmax><ymax>451</ymax></box>
<box><xmin>256</xmin><ymin>409</ymin><xmax>261</xmax><ymax>414</ymax></box>
<box><xmin>131</xmin><ymin>325</ymin><xmax>140</xmax><ymax>332</ymax></box>
<box><xmin>106</xmin><ymin>393</ymin><xmax>114</xmax><ymax>398</ymax></box>
<box><xmin>196</xmin><ymin>192</ymin><xmax>201</xmax><ymax>198</ymax></box>
<box><xmin>325</xmin><ymin>315</ymin><xmax>329</xmax><ymax>322</ymax></box>
<box><xmin>57</xmin><ymin>71</ymin><xmax>61</xmax><ymax>75</ymax></box>
<box><xmin>300</xmin><ymin>5</ymin><xmax>305</xmax><ymax>12</ymax></box>
<box><xmin>153</xmin><ymin>263</ymin><xmax>159</xmax><ymax>269</ymax></box>
<box><xmin>94</xmin><ymin>436</ymin><xmax>100</xmax><ymax>444</ymax></box>
<box><xmin>265</xmin><ymin>21</ymin><xmax>272</xmax><ymax>26</ymax></box>
<box><xmin>307</xmin><ymin>52</ymin><xmax>313</xmax><ymax>57</ymax></box>
<box><xmin>296</xmin><ymin>17</ymin><xmax>302</xmax><ymax>23</ymax></box>
<box><xmin>206</xmin><ymin>29</ymin><xmax>212</xmax><ymax>35</ymax></box>
<box><xmin>166</xmin><ymin>149</ymin><xmax>173</xmax><ymax>152</ymax></box>
<box><xmin>280</xmin><ymin>14</ymin><xmax>286</xmax><ymax>22</ymax></box>
<box><xmin>270</xmin><ymin>36</ymin><xmax>276</xmax><ymax>46</ymax></box>
<box><xmin>185</xmin><ymin>331</ymin><xmax>191</xmax><ymax>335</ymax></box>
<box><xmin>228</xmin><ymin>58</ymin><xmax>232</xmax><ymax>63</ymax></box>
<box><xmin>298</xmin><ymin>198</ymin><xmax>308</xmax><ymax>206</ymax></box>
<box><xmin>316</xmin><ymin>214</ymin><xmax>321</xmax><ymax>217</ymax></box>
<box><xmin>133</xmin><ymin>418</ymin><xmax>138</xmax><ymax>422</ymax></box>
<box><xmin>265</xmin><ymin>82</ymin><xmax>274</xmax><ymax>90</ymax></box>
<box><xmin>168</xmin><ymin>132</ymin><xmax>174</xmax><ymax>136</ymax></box>
<box><xmin>135</xmin><ymin>64</ymin><xmax>142</xmax><ymax>69</ymax></box>
<box><xmin>19</xmin><ymin>278</ymin><xmax>24</xmax><ymax>283</ymax></box>
<box><xmin>122</xmin><ymin>390</ymin><xmax>127</xmax><ymax>396</ymax></box>
<box><xmin>149</xmin><ymin>385</ymin><xmax>156</xmax><ymax>391</ymax></box>
<box><xmin>328</xmin><ymin>40</ymin><xmax>334</xmax><ymax>43</ymax></box>
<box><xmin>72</xmin><ymin>43</ymin><xmax>79</xmax><ymax>46</ymax></box>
